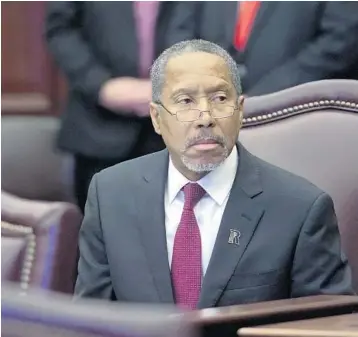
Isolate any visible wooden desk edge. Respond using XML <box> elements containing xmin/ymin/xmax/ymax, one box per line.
<box><xmin>238</xmin><ymin>327</ymin><xmax>358</xmax><ymax>337</ymax></box>
<box><xmin>238</xmin><ymin>313</ymin><xmax>358</xmax><ymax>337</ymax></box>
<box><xmin>189</xmin><ymin>296</ymin><xmax>358</xmax><ymax>324</ymax></box>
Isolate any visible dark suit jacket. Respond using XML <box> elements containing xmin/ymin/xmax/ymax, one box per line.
<box><xmin>75</xmin><ymin>144</ymin><xmax>354</xmax><ymax>307</ymax></box>
<box><xmin>169</xmin><ymin>1</ymin><xmax>358</xmax><ymax>95</ymax></box>
<box><xmin>45</xmin><ymin>2</ymin><xmax>187</xmax><ymax>159</ymax></box>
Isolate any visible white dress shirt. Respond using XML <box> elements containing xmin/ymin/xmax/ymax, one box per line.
<box><xmin>165</xmin><ymin>146</ymin><xmax>238</xmax><ymax>275</ymax></box>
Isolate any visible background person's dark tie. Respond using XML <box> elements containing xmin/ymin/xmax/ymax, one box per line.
<box><xmin>171</xmin><ymin>183</ymin><xmax>206</xmax><ymax>309</ymax></box>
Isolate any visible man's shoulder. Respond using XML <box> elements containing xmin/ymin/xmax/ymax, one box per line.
<box><xmin>96</xmin><ymin>150</ymin><xmax>167</xmax><ymax>187</ymax></box>
<box><xmin>252</xmin><ymin>153</ymin><xmax>326</xmax><ymax>201</ymax></box>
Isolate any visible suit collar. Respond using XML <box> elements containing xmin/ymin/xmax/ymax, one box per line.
<box><xmin>235</xmin><ymin>143</ymin><xmax>263</xmax><ymax>198</ymax></box>
<box><xmin>143</xmin><ymin>149</ymin><xmax>169</xmax><ymax>184</ymax></box>
<box><xmin>144</xmin><ymin>143</ymin><xmax>263</xmax><ymax>196</ymax></box>
<box><xmin>139</xmin><ymin>150</ymin><xmax>174</xmax><ymax>304</ymax></box>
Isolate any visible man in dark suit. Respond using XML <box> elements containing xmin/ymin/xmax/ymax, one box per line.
<box><xmin>75</xmin><ymin>40</ymin><xmax>353</xmax><ymax>308</ymax></box>
<box><xmin>45</xmin><ymin>2</ymin><xmax>190</xmax><ymax>211</ymax></box>
<box><xmin>168</xmin><ymin>2</ymin><xmax>358</xmax><ymax>95</ymax></box>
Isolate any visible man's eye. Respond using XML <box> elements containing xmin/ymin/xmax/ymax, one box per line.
<box><xmin>178</xmin><ymin>98</ymin><xmax>193</xmax><ymax>105</ymax></box>
<box><xmin>213</xmin><ymin>95</ymin><xmax>227</xmax><ymax>103</ymax></box>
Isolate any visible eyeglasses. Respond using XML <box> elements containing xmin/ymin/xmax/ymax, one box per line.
<box><xmin>157</xmin><ymin>103</ymin><xmax>238</xmax><ymax>122</ymax></box>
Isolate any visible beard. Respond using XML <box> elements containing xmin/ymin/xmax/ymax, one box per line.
<box><xmin>180</xmin><ymin>131</ymin><xmax>229</xmax><ymax>173</ymax></box>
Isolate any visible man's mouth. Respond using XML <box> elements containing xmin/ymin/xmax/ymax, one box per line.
<box><xmin>191</xmin><ymin>139</ymin><xmax>220</xmax><ymax>150</ymax></box>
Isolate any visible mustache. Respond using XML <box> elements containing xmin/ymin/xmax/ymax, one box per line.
<box><xmin>185</xmin><ymin>131</ymin><xmax>226</xmax><ymax>148</ymax></box>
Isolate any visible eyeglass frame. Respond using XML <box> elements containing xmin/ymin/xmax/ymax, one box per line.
<box><xmin>154</xmin><ymin>101</ymin><xmax>239</xmax><ymax>122</ymax></box>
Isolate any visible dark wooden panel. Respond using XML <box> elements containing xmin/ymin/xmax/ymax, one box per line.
<box><xmin>1</xmin><ymin>1</ymin><xmax>65</xmax><ymax>115</ymax></box>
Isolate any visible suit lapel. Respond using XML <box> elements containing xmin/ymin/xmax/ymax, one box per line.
<box><xmin>198</xmin><ymin>144</ymin><xmax>265</xmax><ymax>309</ymax></box>
<box><xmin>136</xmin><ymin>150</ymin><xmax>174</xmax><ymax>304</ymax></box>
<box><xmin>244</xmin><ymin>2</ymin><xmax>278</xmax><ymax>54</ymax></box>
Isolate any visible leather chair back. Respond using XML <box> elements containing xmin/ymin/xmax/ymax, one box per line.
<box><xmin>1</xmin><ymin>115</ymin><xmax>75</xmax><ymax>202</ymax></box>
<box><xmin>1</xmin><ymin>191</ymin><xmax>82</xmax><ymax>293</ymax></box>
<box><xmin>240</xmin><ymin>80</ymin><xmax>358</xmax><ymax>291</ymax></box>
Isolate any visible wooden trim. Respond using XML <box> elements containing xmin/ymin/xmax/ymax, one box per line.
<box><xmin>1</xmin><ymin>93</ymin><xmax>51</xmax><ymax>114</ymax></box>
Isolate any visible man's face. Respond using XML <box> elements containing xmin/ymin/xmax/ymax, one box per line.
<box><xmin>150</xmin><ymin>52</ymin><xmax>244</xmax><ymax>177</ymax></box>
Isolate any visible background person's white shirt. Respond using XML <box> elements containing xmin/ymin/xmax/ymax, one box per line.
<box><xmin>165</xmin><ymin>146</ymin><xmax>238</xmax><ymax>275</ymax></box>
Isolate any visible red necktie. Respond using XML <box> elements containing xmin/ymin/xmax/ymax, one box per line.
<box><xmin>171</xmin><ymin>183</ymin><xmax>206</xmax><ymax>310</ymax></box>
<box><xmin>233</xmin><ymin>1</ymin><xmax>261</xmax><ymax>51</ymax></box>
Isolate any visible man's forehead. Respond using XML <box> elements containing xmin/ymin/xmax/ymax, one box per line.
<box><xmin>165</xmin><ymin>52</ymin><xmax>230</xmax><ymax>79</ymax></box>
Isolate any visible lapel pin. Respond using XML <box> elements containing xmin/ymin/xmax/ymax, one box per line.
<box><xmin>228</xmin><ymin>229</ymin><xmax>241</xmax><ymax>246</ymax></box>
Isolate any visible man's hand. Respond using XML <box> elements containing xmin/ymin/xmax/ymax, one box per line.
<box><xmin>99</xmin><ymin>77</ymin><xmax>152</xmax><ymax>116</ymax></box>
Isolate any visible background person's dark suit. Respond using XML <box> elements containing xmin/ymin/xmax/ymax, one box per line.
<box><xmin>169</xmin><ymin>1</ymin><xmax>358</xmax><ymax>95</ymax></box>
<box><xmin>45</xmin><ymin>2</ymin><xmax>188</xmax><ymax>211</ymax></box>
<box><xmin>75</xmin><ymin>144</ymin><xmax>353</xmax><ymax>307</ymax></box>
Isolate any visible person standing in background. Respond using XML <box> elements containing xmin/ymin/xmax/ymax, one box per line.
<box><xmin>169</xmin><ymin>1</ymin><xmax>358</xmax><ymax>95</ymax></box>
<box><xmin>45</xmin><ymin>2</ymin><xmax>191</xmax><ymax>211</ymax></box>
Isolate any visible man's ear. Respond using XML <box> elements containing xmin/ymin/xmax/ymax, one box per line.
<box><xmin>149</xmin><ymin>102</ymin><xmax>162</xmax><ymax>135</ymax></box>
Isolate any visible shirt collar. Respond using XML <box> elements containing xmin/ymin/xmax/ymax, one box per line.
<box><xmin>167</xmin><ymin>146</ymin><xmax>238</xmax><ymax>206</ymax></box>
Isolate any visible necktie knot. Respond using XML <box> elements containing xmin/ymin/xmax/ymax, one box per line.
<box><xmin>183</xmin><ymin>183</ymin><xmax>206</xmax><ymax>209</ymax></box>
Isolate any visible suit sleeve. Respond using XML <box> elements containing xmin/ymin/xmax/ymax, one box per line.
<box><xmin>74</xmin><ymin>174</ymin><xmax>114</xmax><ymax>300</ymax></box>
<box><xmin>44</xmin><ymin>2</ymin><xmax>112</xmax><ymax>104</ymax></box>
<box><xmin>291</xmin><ymin>192</ymin><xmax>355</xmax><ymax>297</ymax></box>
<box><xmin>247</xmin><ymin>2</ymin><xmax>358</xmax><ymax>95</ymax></box>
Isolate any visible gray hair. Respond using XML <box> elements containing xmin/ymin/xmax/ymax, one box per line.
<box><xmin>150</xmin><ymin>39</ymin><xmax>242</xmax><ymax>103</ymax></box>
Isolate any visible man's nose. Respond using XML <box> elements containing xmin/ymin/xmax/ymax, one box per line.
<box><xmin>191</xmin><ymin>97</ymin><xmax>215</xmax><ymax>127</ymax></box>
<box><xmin>195</xmin><ymin>109</ymin><xmax>215</xmax><ymax>128</ymax></box>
